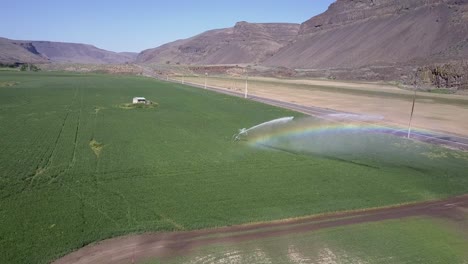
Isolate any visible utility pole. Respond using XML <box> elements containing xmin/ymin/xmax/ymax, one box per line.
<box><xmin>408</xmin><ymin>75</ymin><xmax>418</xmax><ymax>139</ymax></box>
<box><xmin>407</xmin><ymin>90</ymin><xmax>417</xmax><ymax>139</ymax></box>
<box><xmin>244</xmin><ymin>74</ymin><xmax>249</xmax><ymax>99</ymax></box>
<box><xmin>204</xmin><ymin>72</ymin><xmax>208</xmax><ymax>89</ymax></box>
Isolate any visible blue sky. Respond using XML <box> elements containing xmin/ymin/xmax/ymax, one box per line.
<box><xmin>1</xmin><ymin>1</ymin><xmax>334</xmax><ymax>52</ymax></box>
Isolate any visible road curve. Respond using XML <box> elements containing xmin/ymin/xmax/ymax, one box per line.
<box><xmin>160</xmin><ymin>76</ymin><xmax>468</xmax><ymax>150</ymax></box>
<box><xmin>251</xmin><ymin>94</ymin><xmax>468</xmax><ymax>150</ymax></box>
<box><xmin>54</xmin><ymin>195</ymin><xmax>468</xmax><ymax>264</ymax></box>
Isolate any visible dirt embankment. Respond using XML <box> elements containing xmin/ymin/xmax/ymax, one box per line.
<box><xmin>54</xmin><ymin>195</ymin><xmax>468</xmax><ymax>264</ymax></box>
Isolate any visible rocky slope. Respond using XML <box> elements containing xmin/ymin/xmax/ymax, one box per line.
<box><xmin>265</xmin><ymin>0</ymin><xmax>468</xmax><ymax>69</ymax></box>
<box><xmin>0</xmin><ymin>38</ymin><xmax>48</xmax><ymax>64</ymax></box>
<box><xmin>30</xmin><ymin>41</ymin><xmax>136</xmax><ymax>64</ymax></box>
<box><xmin>416</xmin><ymin>61</ymin><xmax>468</xmax><ymax>90</ymax></box>
<box><xmin>0</xmin><ymin>38</ymin><xmax>136</xmax><ymax>64</ymax></box>
<box><xmin>137</xmin><ymin>22</ymin><xmax>300</xmax><ymax>65</ymax></box>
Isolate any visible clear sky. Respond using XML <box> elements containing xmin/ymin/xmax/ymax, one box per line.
<box><xmin>1</xmin><ymin>0</ymin><xmax>335</xmax><ymax>53</ymax></box>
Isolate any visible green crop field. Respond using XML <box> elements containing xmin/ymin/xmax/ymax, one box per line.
<box><xmin>0</xmin><ymin>72</ymin><xmax>467</xmax><ymax>263</ymax></box>
<box><xmin>158</xmin><ymin>216</ymin><xmax>468</xmax><ymax>264</ymax></box>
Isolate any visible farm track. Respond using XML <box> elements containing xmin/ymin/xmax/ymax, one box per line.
<box><xmin>69</xmin><ymin>88</ymin><xmax>84</xmax><ymax>169</ymax></box>
<box><xmin>28</xmin><ymin>109</ymin><xmax>71</xmax><ymax>186</ymax></box>
<box><xmin>50</xmin><ymin>87</ymin><xmax>84</xmax><ymax>185</ymax></box>
<box><xmin>54</xmin><ymin>195</ymin><xmax>468</xmax><ymax>264</ymax></box>
<box><xmin>25</xmin><ymin>87</ymin><xmax>81</xmax><ymax>188</ymax></box>
<box><xmin>154</xmin><ymin>75</ymin><xmax>468</xmax><ymax>151</ymax></box>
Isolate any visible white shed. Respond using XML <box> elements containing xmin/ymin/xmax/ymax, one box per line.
<box><xmin>132</xmin><ymin>97</ymin><xmax>147</xmax><ymax>104</ymax></box>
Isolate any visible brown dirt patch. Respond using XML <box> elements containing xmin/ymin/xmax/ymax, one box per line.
<box><xmin>54</xmin><ymin>195</ymin><xmax>468</xmax><ymax>264</ymax></box>
<box><xmin>89</xmin><ymin>139</ymin><xmax>103</xmax><ymax>158</ymax></box>
<box><xmin>177</xmin><ymin>76</ymin><xmax>468</xmax><ymax>137</ymax></box>
<box><xmin>0</xmin><ymin>81</ymin><xmax>18</xmax><ymax>87</ymax></box>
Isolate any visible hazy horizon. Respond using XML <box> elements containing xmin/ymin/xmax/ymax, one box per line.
<box><xmin>1</xmin><ymin>0</ymin><xmax>334</xmax><ymax>53</ymax></box>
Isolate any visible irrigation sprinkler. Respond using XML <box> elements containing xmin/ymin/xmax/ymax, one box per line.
<box><xmin>232</xmin><ymin>116</ymin><xmax>294</xmax><ymax>141</ymax></box>
<box><xmin>232</xmin><ymin>128</ymin><xmax>248</xmax><ymax>141</ymax></box>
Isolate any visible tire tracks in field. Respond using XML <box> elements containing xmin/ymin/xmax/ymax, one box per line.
<box><xmin>61</xmin><ymin>87</ymin><xmax>129</xmax><ymax>235</ymax></box>
<box><xmin>160</xmin><ymin>215</ymin><xmax>186</xmax><ymax>231</ymax></box>
<box><xmin>97</xmin><ymin>184</ymin><xmax>136</xmax><ymax>228</ymax></box>
<box><xmin>69</xmin><ymin>88</ymin><xmax>84</xmax><ymax>169</ymax></box>
<box><xmin>63</xmin><ymin>183</ymin><xmax>122</xmax><ymax>228</ymax></box>
<box><xmin>14</xmin><ymin>112</ymin><xmax>52</xmax><ymax>180</ymax></box>
<box><xmin>85</xmin><ymin>100</ymin><xmax>136</xmax><ymax>228</ymax></box>
<box><xmin>26</xmin><ymin>110</ymin><xmax>70</xmax><ymax>186</ymax></box>
<box><xmin>0</xmin><ymin>116</ymin><xmax>55</xmax><ymax>200</ymax></box>
<box><xmin>26</xmin><ymin>87</ymin><xmax>80</xmax><ymax>188</ymax></box>
<box><xmin>48</xmin><ymin>87</ymin><xmax>84</xmax><ymax>184</ymax></box>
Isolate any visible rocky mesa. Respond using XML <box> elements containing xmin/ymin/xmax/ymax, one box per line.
<box><xmin>264</xmin><ymin>0</ymin><xmax>468</xmax><ymax>69</ymax></box>
<box><xmin>0</xmin><ymin>38</ymin><xmax>137</xmax><ymax>64</ymax></box>
<box><xmin>0</xmin><ymin>37</ymin><xmax>49</xmax><ymax>64</ymax></box>
<box><xmin>136</xmin><ymin>22</ymin><xmax>300</xmax><ymax>65</ymax></box>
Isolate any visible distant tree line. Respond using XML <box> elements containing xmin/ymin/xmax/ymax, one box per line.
<box><xmin>0</xmin><ymin>63</ymin><xmax>19</xmax><ymax>68</ymax></box>
<box><xmin>20</xmin><ymin>64</ymin><xmax>40</xmax><ymax>72</ymax></box>
<box><xmin>0</xmin><ymin>62</ymin><xmax>41</xmax><ymax>71</ymax></box>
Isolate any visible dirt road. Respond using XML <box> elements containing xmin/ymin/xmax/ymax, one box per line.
<box><xmin>173</xmin><ymin>78</ymin><xmax>468</xmax><ymax>150</ymax></box>
<box><xmin>54</xmin><ymin>195</ymin><xmax>468</xmax><ymax>264</ymax></box>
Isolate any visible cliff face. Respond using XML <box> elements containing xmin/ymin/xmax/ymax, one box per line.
<box><xmin>417</xmin><ymin>61</ymin><xmax>468</xmax><ymax>90</ymax></box>
<box><xmin>137</xmin><ymin>22</ymin><xmax>300</xmax><ymax>65</ymax></box>
<box><xmin>0</xmin><ymin>38</ymin><xmax>49</xmax><ymax>64</ymax></box>
<box><xmin>30</xmin><ymin>41</ymin><xmax>135</xmax><ymax>64</ymax></box>
<box><xmin>265</xmin><ymin>0</ymin><xmax>468</xmax><ymax>69</ymax></box>
<box><xmin>299</xmin><ymin>0</ymin><xmax>458</xmax><ymax>35</ymax></box>
<box><xmin>0</xmin><ymin>38</ymin><xmax>136</xmax><ymax>64</ymax></box>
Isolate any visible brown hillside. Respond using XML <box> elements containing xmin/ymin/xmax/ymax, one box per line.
<box><xmin>137</xmin><ymin>22</ymin><xmax>300</xmax><ymax>65</ymax></box>
<box><xmin>264</xmin><ymin>0</ymin><xmax>468</xmax><ymax>69</ymax></box>
<box><xmin>0</xmin><ymin>38</ymin><xmax>48</xmax><ymax>64</ymax></box>
<box><xmin>30</xmin><ymin>41</ymin><xmax>136</xmax><ymax>64</ymax></box>
<box><xmin>0</xmin><ymin>37</ymin><xmax>136</xmax><ymax>64</ymax></box>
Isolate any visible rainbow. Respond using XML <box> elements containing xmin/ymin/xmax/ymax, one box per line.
<box><xmin>245</xmin><ymin>119</ymin><xmax>434</xmax><ymax>147</ymax></box>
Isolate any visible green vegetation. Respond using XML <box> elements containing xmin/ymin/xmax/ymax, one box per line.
<box><xmin>0</xmin><ymin>81</ymin><xmax>18</xmax><ymax>87</ymax></box>
<box><xmin>159</xmin><ymin>217</ymin><xmax>468</xmax><ymax>264</ymax></box>
<box><xmin>0</xmin><ymin>72</ymin><xmax>467</xmax><ymax>263</ymax></box>
<box><xmin>0</xmin><ymin>68</ymin><xmax>19</xmax><ymax>72</ymax></box>
<box><xmin>20</xmin><ymin>63</ymin><xmax>40</xmax><ymax>72</ymax></box>
<box><xmin>430</xmin><ymin>88</ymin><xmax>456</xmax><ymax>94</ymax></box>
<box><xmin>119</xmin><ymin>101</ymin><xmax>158</xmax><ymax>109</ymax></box>
<box><xmin>89</xmin><ymin>139</ymin><xmax>104</xmax><ymax>157</ymax></box>
<box><xmin>0</xmin><ymin>63</ymin><xmax>20</xmax><ymax>71</ymax></box>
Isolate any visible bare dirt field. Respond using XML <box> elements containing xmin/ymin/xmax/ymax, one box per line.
<box><xmin>176</xmin><ymin>76</ymin><xmax>468</xmax><ymax>137</ymax></box>
<box><xmin>54</xmin><ymin>195</ymin><xmax>468</xmax><ymax>264</ymax></box>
